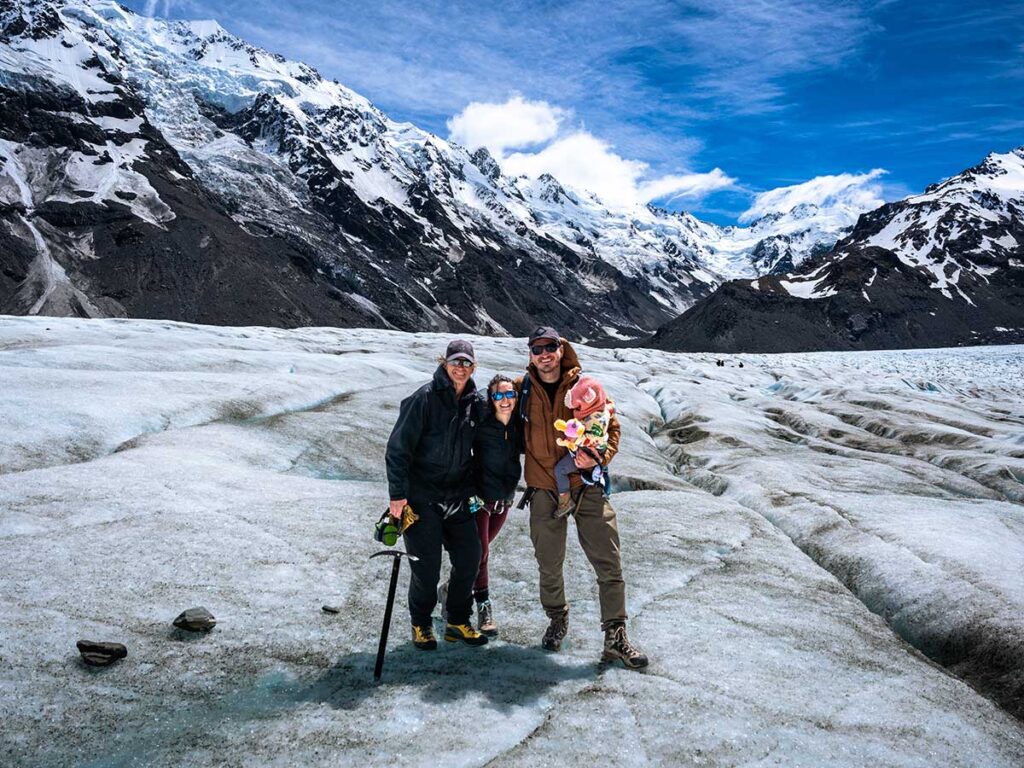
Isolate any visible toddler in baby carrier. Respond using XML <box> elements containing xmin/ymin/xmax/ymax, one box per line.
<box><xmin>553</xmin><ymin>375</ymin><xmax>614</xmax><ymax>518</ymax></box>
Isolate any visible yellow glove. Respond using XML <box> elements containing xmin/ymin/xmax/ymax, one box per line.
<box><xmin>399</xmin><ymin>504</ymin><xmax>418</xmax><ymax>534</ymax></box>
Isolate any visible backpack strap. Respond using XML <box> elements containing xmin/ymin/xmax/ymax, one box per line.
<box><xmin>519</xmin><ymin>374</ymin><xmax>531</xmax><ymax>423</ymax></box>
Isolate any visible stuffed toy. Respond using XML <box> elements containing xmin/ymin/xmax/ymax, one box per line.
<box><xmin>555</xmin><ymin>417</ymin><xmax>587</xmax><ymax>450</ymax></box>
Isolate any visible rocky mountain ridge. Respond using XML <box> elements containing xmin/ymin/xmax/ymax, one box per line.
<box><xmin>648</xmin><ymin>148</ymin><xmax>1024</xmax><ymax>352</ymax></box>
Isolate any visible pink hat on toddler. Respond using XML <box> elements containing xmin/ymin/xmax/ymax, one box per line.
<box><xmin>564</xmin><ymin>376</ymin><xmax>607</xmax><ymax>418</ymax></box>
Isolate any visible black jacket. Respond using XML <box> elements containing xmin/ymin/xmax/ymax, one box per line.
<box><xmin>386</xmin><ymin>366</ymin><xmax>480</xmax><ymax>503</ymax></box>
<box><xmin>474</xmin><ymin>400</ymin><xmax>523</xmax><ymax>502</ymax></box>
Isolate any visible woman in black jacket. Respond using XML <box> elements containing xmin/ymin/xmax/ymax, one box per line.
<box><xmin>385</xmin><ymin>339</ymin><xmax>488</xmax><ymax>650</ymax></box>
<box><xmin>471</xmin><ymin>374</ymin><xmax>523</xmax><ymax>636</ymax></box>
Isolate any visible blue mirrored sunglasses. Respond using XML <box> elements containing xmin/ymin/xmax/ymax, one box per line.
<box><xmin>447</xmin><ymin>358</ymin><xmax>474</xmax><ymax>368</ymax></box>
<box><xmin>491</xmin><ymin>390</ymin><xmax>518</xmax><ymax>401</ymax></box>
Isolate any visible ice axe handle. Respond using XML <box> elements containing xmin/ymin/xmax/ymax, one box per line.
<box><xmin>370</xmin><ymin>550</ymin><xmax>418</xmax><ymax>682</ymax></box>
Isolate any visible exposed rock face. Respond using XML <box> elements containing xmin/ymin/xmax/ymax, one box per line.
<box><xmin>649</xmin><ymin>149</ymin><xmax>1024</xmax><ymax>352</ymax></box>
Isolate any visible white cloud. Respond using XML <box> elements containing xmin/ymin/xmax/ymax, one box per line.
<box><xmin>449</xmin><ymin>98</ymin><xmax>734</xmax><ymax>211</ymax></box>
<box><xmin>503</xmin><ymin>132</ymin><xmax>645</xmax><ymax>208</ymax></box>
<box><xmin>446</xmin><ymin>95</ymin><xmax>567</xmax><ymax>156</ymax></box>
<box><xmin>144</xmin><ymin>0</ymin><xmax>179</xmax><ymax>18</ymax></box>
<box><xmin>638</xmin><ymin>171</ymin><xmax>737</xmax><ymax>206</ymax></box>
<box><xmin>740</xmin><ymin>169</ymin><xmax>887</xmax><ymax>222</ymax></box>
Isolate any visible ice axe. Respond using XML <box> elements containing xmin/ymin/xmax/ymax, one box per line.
<box><xmin>369</xmin><ymin>549</ymin><xmax>419</xmax><ymax>682</ymax></box>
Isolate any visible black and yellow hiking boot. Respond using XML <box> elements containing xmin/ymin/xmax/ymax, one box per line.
<box><xmin>601</xmin><ymin>622</ymin><xmax>648</xmax><ymax>669</ymax></box>
<box><xmin>541</xmin><ymin>610</ymin><xmax>568</xmax><ymax>651</ymax></box>
<box><xmin>444</xmin><ymin>622</ymin><xmax>489</xmax><ymax>646</ymax></box>
<box><xmin>412</xmin><ymin>623</ymin><xmax>437</xmax><ymax>650</ymax></box>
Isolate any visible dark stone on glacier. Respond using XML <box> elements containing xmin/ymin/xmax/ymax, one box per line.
<box><xmin>76</xmin><ymin>640</ymin><xmax>127</xmax><ymax>667</ymax></box>
<box><xmin>173</xmin><ymin>607</ymin><xmax>217</xmax><ymax>632</ymax></box>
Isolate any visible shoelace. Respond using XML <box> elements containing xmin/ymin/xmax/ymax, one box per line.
<box><xmin>611</xmin><ymin>627</ymin><xmax>641</xmax><ymax>656</ymax></box>
<box><xmin>546</xmin><ymin>618</ymin><xmax>567</xmax><ymax>638</ymax></box>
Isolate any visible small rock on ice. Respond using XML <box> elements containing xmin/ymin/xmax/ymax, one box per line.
<box><xmin>172</xmin><ymin>607</ymin><xmax>217</xmax><ymax>632</ymax></box>
<box><xmin>76</xmin><ymin>640</ymin><xmax>127</xmax><ymax>667</ymax></box>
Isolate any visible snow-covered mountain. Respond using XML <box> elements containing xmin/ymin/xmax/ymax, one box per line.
<box><xmin>0</xmin><ymin>0</ymin><xmax>849</xmax><ymax>340</ymax></box>
<box><xmin>650</xmin><ymin>148</ymin><xmax>1024</xmax><ymax>352</ymax></box>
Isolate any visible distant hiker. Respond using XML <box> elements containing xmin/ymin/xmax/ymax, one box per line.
<box><xmin>385</xmin><ymin>339</ymin><xmax>488</xmax><ymax>650</ymax></box>
<box><xmin>517</xmin><ymin>326</ymin><xmax>648</xmax><ymax>669</ymax></box>
<box><xmin>470</xmin><ymin>374</ymin><xmax>523</xmax><ymax>636</ymax></box>
<box><xmin>552</xmin><ymin>376</ymin><xmax>614</xmax><ymax>516</ymax></box>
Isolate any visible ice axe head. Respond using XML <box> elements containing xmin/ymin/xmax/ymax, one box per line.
<box><xmin>370</xmin><ymin>550</ymin><xmax>419</xmax><ymax>562</ymax></box>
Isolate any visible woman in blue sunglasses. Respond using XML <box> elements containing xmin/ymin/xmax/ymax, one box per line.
<box><xmin>470</xmin><ymin>374</ymin><xmax>523</xmax><ymax>636</ymax></box>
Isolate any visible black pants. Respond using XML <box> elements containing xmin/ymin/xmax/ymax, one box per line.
<box><xmin>403</xmin><ymin>498</ymin><xmax>482</xmax><ymax>626</ymax></box>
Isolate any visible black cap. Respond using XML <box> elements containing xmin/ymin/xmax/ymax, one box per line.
<box><xmin>445</xmin><ymin>339</ymin><xmax>475</xmax><ymax>363</ymax></box>
<box><xmin>528</xmin><ymin>325</ymin><xmax>561</xmax><ymax>345</ymax></box>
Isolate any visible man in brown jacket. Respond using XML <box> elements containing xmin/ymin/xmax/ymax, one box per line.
<box><xmin>518</xmin><ymin>326</ymin><xmax>648</xmax><ymax>669</ymax></box>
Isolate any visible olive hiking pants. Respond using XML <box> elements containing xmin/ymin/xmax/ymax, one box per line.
<box><xmin>528</xmin><ymin>485</ymin><xmax>627</xmax><ymax>627</ymax></box>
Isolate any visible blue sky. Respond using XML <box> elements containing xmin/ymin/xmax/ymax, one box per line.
<box><xmin>124</xmin><ymin>0</ymin><xmax>1024</xmax><ymax>224</ymax></box>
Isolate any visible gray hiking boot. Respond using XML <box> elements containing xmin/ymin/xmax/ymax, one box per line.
<box><xmin>601</xmin><ymin>622</ymin><xmax>648</xmax><ymax>669</ymax></box>
<box><xmin>477</xmin><ymin>599</ymin><xmax>498</xmax><ymax>637</ymax></box>
<box><xmin>541</xmin><ymin>611</ymin><xmax>569</xmax><ymax>651</ymax></box>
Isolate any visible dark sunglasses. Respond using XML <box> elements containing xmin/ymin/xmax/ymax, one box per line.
<box><xmin>447</xmin><ymin>359</ymin><xmax>474</xmax><ymax>368</ymax></box>
<box><xmin>530</xmin><ymin>342</ymin><xmax>560</xmax><ymax>355</ymax></box>
<box><xmin>490</xmin><ymin>390</ymin><xmax>518</xmax><ymax>401</ymax></box>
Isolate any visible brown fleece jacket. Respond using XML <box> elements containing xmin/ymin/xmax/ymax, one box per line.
<box><xmin>516</xmin><ymin>340</ymin><xmax>620</xmax><ymax>491</ymax></box>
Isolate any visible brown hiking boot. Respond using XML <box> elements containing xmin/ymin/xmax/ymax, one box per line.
<box><xmin>477</xmin><ymin>599</ymin><xmax>498</xmax><ymax>637</ymax></box>
<box><xmin>541</xmin><ymin>611</ymin><xmax>569</xmax><ymax>651</ymax></box>
<box><xmin>601</xmin><ymin>622</ymin><xmax>648</xmax><ymax>669</ymax></box>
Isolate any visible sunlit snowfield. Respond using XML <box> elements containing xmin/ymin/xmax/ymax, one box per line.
<box><xmin>1</xmin><ymin>316</ymin><xmax>1022</xmax><ymax>767</ymax></box>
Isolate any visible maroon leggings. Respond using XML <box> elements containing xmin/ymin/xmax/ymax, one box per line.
<box><xmin>474</xmin><ymin>500</ymin><xmax>511</xmax><ymax>595</ymax></box>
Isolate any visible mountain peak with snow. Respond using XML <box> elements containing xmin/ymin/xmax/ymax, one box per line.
<box><xmin>649</xmin><ymin>145</ymin><xmax>1024</xmax><ymax>352</ymax></box>
<box><xmin>184</xmin><ymin>18</ymin><xmax>229</xmax><ymax>39</ymax></box>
